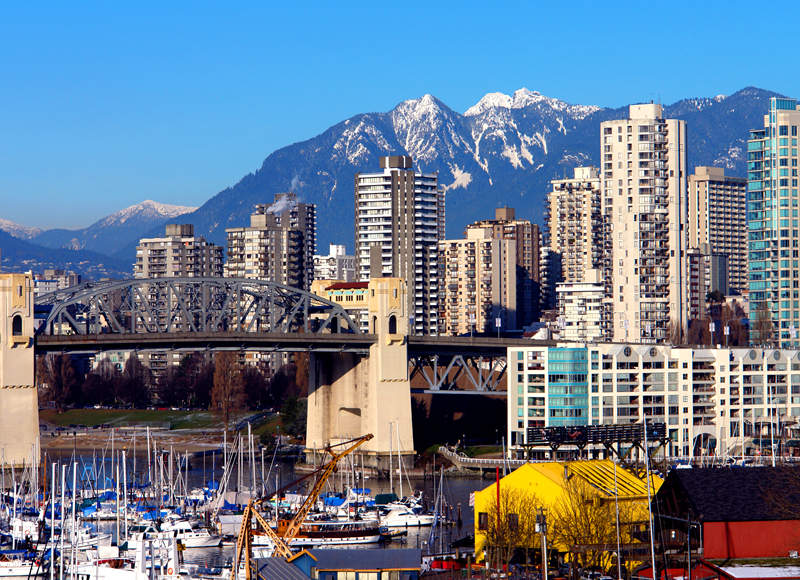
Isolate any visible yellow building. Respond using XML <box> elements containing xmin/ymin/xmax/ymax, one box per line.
<box><xmin>473</xmin><ymin>460</ymin><xmax>662</xmax><ymax>568</ymax></box>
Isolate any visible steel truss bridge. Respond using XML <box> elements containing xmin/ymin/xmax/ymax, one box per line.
<box><xmin>34</xmin><ymin>278</ymin><xmax>540</xmax><ymax>392</ymax></box>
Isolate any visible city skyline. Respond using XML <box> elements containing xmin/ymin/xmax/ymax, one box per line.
<box><xmin>2</xmin><ymin>1</ymin><xmax>799</xmax><ymax>232</ymax></box>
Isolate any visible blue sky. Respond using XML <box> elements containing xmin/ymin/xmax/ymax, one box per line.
<box><xmin>1</xmin><ymin>0</ymin><xmax>796</xmax><ymax>230</ymax></box>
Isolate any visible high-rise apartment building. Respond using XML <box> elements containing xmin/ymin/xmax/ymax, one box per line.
<box><xmin>355</xmin><ymin>156</ymin><xmax>445</xmax><ymax>335</ymax></box>
<box><xmin>133</xmin><ymin>224</ymin><xmax>222</xmax><ymax>360</ymax></box>
<box><xmin>313</xmin><ymin>244</ymin><xmax>355</xmax><ymax>283</ymax></box>
<box><xmin>545</xmin><ymin>167</ymin><xmax>603</xmax><ymax>284</ymax></box>
<box><xmin>556</xmin><ymin>269</ymin><xmax>605</xmax><ymax>342</ymax></box>
<box><xmin>437</xmin><ymin>228</ymin><xmax>516</xmax><ymax>335</ymax></box>
<box><xmin>687</xmin><ymin>243</ymin><xmax>729</xmax><ymax>320</ymax></box>
<box><xmin>688</xmin><ymin>166</ymin><xmax>747</xmax><ymax>294</ymax></box>
<box><xmin>600</xmin><ymin>104</ymin><xmax>688</xmax><ymax>344</ymax></box>
<box><xmin>134</xmin><ymin>224</ymin><xmax>223</xmax><ymax>279</ymax></box>
<box><xmin>539</xmin><ymin>247</ymin><xmax>561</xmax><ymax>315</ymax></box>
<box><xmin>30</xmin><ymin>269</ymin><xmax>82</xmax><ymax>298</ymax></box>
<box><xmin>465</xmin><ymin>207</ymin><xmax>539</xmax><ymax>327</ymax></box>
<box><xmin>225</xmin><ymin>193</ymin><xmax>317</xmax><ymax>291</ymax></box>
<box><xmin>747</xmin><ymin>97</ymin><xmax>800</xmax><ymax>347</ymax></box>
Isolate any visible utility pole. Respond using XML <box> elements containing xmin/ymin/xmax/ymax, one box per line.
<box><xmin>537</xmin><ymin>509</ymin><xmax>548</xmax><ymax>580</ymax></box>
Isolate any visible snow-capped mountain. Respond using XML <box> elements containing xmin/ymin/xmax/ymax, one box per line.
<box><xmin>176</xmin><ymin>86</ymin><xmax>775</xmax><ymax>252</ymax></box>
<box><xmin>96</xmin><ymin>200</ymin><xmax>198</xmax><ymax>228</ymax></box>
<box><xmin>0</xmin><ymin>219</ymin><xmax>42</xmax><ymax>240</ymax></box>
<box><xmin>9</xmin><ymin>86</ymin><xmax>782</xmax><ymax>278</ymax></box>
<box><xmin>29</xmin><ymin>200</ymin><xmax>197</xmax><ymax>255</ymax></box>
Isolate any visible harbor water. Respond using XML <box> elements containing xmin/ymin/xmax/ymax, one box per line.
<box><xmin>39</xmin><ymin>452</ymin><xmax>490</xmax><ymax>565</ymax></box>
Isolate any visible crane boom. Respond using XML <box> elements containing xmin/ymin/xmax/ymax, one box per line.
<box><xmin>230</xmin><ymin>500</ymin><xmax>294</xmax><ymax>580</ymax></box>
<box><xmin>230</xmin><ymin>432</ymin><xmax>374</xmax><ymax>578</ymax></box>
<box><xmin>281</xmin><ymin>434</ymin><xmax>373</xmax><ymax>542</ymax></box>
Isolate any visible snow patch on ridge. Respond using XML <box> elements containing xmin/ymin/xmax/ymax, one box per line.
<box><xmin>0</xmin><ymin>218</ymin><xmax>42</xmax><ymax>240</ymax></box>
<box><xmin>332</xmin><ymin>117</ymin><xmax>391</xmax><ymax>165</ymax></box>
<box><xmin>445</xmin><ymin>164</ymin><xmax>472</xmax><ymax>191</ymax></box>
<box><xmin>98</xmin><ymin>200</ymin><xmax>197</xmax><ymax>228</ymax></box>
<box><xmin>466</xmin><ymin>88</ymin><xmax>600</xmax><ymax>120</ymax></box>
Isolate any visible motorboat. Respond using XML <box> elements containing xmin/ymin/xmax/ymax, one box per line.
<box><xmin>0</xmin><ymin>550</ymin><xmax>48</xmax><ymax>578</ymax></box>
<box><xmin>68</xmin><ymin>539</ymin><xmax>182</xmax><ymax>580</ymax></box>
<box><xmin>251</xmin><ymin>519</ymin><xmax>381</xmax><ymax>548</ymax></box>
<box><xmin>380</xmin><ymin>506</ymin><xmax>435</xmax><ymax>527</ymax></box>
<box><xmin>158</xmin><ymin>522</ymin><xmax>221</xmax><ymax>548</ymax></box>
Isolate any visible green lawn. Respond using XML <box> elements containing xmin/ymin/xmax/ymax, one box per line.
<box><xmin>40</xmin><ymin>408</ymin><xmax>248</xmax><ymax>430</ymax></box>
<box><xmin>250</xmin><ymin>415</ymin><xmax>281</xmax><ymax>438</ymax></box>
<box><xmin>463</xmin><ymin>445</ymin><xmax>502</xmax><ymax>458</ymax></box>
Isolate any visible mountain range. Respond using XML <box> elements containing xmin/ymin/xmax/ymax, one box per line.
<box><xmin>0</xmin><ymin>86</ymin><xmax>780</xmax><ymax>278</ymax></box>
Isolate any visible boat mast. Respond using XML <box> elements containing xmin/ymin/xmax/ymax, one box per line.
<box><xmin>643</xmin><ymin>422</ymin><xmax>657</xmax><ymax>579</ymax></box>
<box><xmin>50</xmin><ymin>463</ymin><xmax>56</xmax><ymax>580</ymax></box>
<box><xmin>614</xmin><ymin>459</ymin><xmax>622</xmax><ymax>580</ymax></box>
<box><xmin>396</xmin><ymin>420</ymin><xmax>403</xmax><ymax>499</ymax></box>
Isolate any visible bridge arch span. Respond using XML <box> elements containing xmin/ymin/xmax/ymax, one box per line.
<box><xmin>35</xmin><ymin>277</ymin><xmax>361</xmax><ymax>336</ymax></box>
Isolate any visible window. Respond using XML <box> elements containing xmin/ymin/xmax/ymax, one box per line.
<box><xmin>388</xmin><ymin>315</ymin><xmax>397</xmax><ymax>334</ymax></box>
<box><xmin>12</xmin><ymin>315</ymin><xmax>22</xmax><ymax>336</ymax></box>
<box><xmin>478</xmin><ymin>512</ymin><xmax>488</xmax><ymax>530</ymax></box>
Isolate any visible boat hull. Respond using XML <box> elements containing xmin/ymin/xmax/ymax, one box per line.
<box><xmin>0</xmin><ymin>564</ymin><xmax>48</xmax><ymax>578</ymax></box>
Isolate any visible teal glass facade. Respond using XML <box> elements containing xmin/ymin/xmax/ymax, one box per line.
<box><xmin>547</xmin><ymin>348</ymin><xmax>588</xmax><ymax>426</ymax></box>
<box><xmin>748</xmin><ymin>97</ymin><xmax>800</xmax><ymax>347</ymax></box>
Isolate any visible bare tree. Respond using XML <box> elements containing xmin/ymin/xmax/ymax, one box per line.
<box><xmin>241</xmin><ymin>365</ymin><xmax>269</xmax><ymax>410</ymax></box>
<box><xmin>550</xmin><ymin>475</ymin><xmax>641</xmax><ymax>573</ymax></box>
<box><xmin>479</xmin><ymin>485</ymin><xmax>543</xmax><ymax>569</ymax></box>
<box><xmin>686</xmin><ymin>319</ymin><xmax>710</xmax><ymax>346</ymax></box>
<box><xmin>752</xmin><ymin>302</ymin><xmax>775</xmax><ymax>347</ymax></box>
<box><xmin>294</xmin><ymin>351</ymin><xmax>310</xmax><ymax>397</ymax></box>
<box><xmin>212</xmin><ymin>351</ymin><xmax>244</xmax><ymax>436</ymax></box>
<box><xmin>82</xmin><ymin>359</ymin><xmax>119</xmax><ymax>405</ymax></box>
<box><xmin>718</xmin><ymin>303</ymin><xmax>748</xmax><ymax>347</ymax></box>
<box><xmin>115</xmin><ymin>356</ymin><xmax>153</xmax><ymax>407</ymax></box>
<box><xmin>37</xmin><ymin>354</ymin><xmax>79</xmax><ymax>412</ymax></box>
<box><xmin>667</xmin><ymin>318</ymin><xmax>684</xmax><ymax>345</ymax></box>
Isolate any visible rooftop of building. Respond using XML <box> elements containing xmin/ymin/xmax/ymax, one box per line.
<box><xmin>289</xmin><ymin>548</ymin><xmax>421</xmax><ymax>571</ymax></box>
<box><xmin>657</xmin><ymin>467</ymin><xmax>800</xmax><ymax>523</ymax></box>
<box><xmin>325</xmin><ymin>282</ymin><xmax>369</xmax><ymax>290</ymax></box>
<box><xmin>478</xmin><ymin>459</ymin><xmax>661</xmax><ymax>500</ymax></box>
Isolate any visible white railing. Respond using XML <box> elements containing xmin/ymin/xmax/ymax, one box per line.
<box><xmin>438</xmin><ymin>446</ymin><xmax>530</xmax><ymax>467</ymax></box>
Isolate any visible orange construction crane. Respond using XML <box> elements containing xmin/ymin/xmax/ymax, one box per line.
<box><xmin>230</xmin><ymin>433</ymin><xmax>374</xmax><ymax>580</ymax></box>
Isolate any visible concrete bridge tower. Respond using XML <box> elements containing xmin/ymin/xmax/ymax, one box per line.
<box><xmin>0</xmin><ymin>273</ymin><xmax>39</xmax><ymax>466</ymax></box>
<box><xmin>306</xmin><ymin>278</ymin><xmax>414</xmax><ymax>469</ymax></box>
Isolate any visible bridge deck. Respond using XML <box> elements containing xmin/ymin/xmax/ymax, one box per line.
<box><xmin>35</xmin><ymin>331</ymin><xmax>554</xmax><ymax>357</ymax></box>
<box><xmin>34</xmin><ymin>331</ymin><xmax>377</xmax><ymax>353</ymax></box>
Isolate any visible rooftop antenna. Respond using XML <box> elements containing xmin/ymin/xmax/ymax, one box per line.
<box><xmin>649</xmin><ymin>92</ymin><xmax>662</xmax><ymax>106</ymax></box>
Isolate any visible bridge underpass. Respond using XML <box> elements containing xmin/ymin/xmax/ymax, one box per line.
<box><xmin>22</xmin><ymin>276</ymin><xmax>534</xmax><ymax>467</ymax></box>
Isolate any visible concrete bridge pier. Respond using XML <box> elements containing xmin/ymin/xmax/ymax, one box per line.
<box><xmin>0</xmin><ymin>273</ymin><xmax>39</xmax><ymax>467</ymax></box>
<box><xmin>306</xmin><ymin>278</ymin><xmax>414</xmax><ymax>470</ymax></box>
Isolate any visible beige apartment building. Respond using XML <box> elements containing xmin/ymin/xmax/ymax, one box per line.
<box><xmin>556</xmin><ymin>269</ymin><xmax>605</xmax><ymax>342</ymax></box>
<box><xmin>601</xmin><ymin>104</ymin><xmax>688</xmax><ymax>344</ymax></box>
<box><xmin>355</xmin><ymin>156</ymin><xmax>445</xmax><ymax>335</ymax></box>
<box><xmin>134</xmin><ymin>224</ymin><xmax>223</xmax><ymax>279</ymax></box>
<box><xmin>688</xmin><ymin>166</ymin><xmax>747</xmax><ymax>294</ymax></box>
<box><xmin>545</xmin><ymin>166</ymin><xmax>603</xmax><ymax>283</ymax></box>
<box><xmin>225</xmin><ymin>193</ymin><xmax>316</xmax><ymax>291</ymax></box>
<box><xmin>438</xmin><ymin>228</ymin><xmax>516</xmax><ymax>335</ymax></box>
<box><xmin>465</xmin><ymin>207</ymin><xmax>539</xmax><ymax>326</ymax></box>
<box><xmin>507</xmin><ymin>341</ymin><xmax>800</xmax><ymax>460</ymax></box>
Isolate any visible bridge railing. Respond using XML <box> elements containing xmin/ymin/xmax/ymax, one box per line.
<box><xmin>438</xmin><ymin>446</ymin><xmax>529</xmax><ymax>468</ymax></box>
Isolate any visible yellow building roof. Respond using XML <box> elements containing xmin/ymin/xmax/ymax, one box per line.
<box><xmin>475</xmin><ymin>459</ymin><xmax>661</xmax><ymax>502</ymax></box>
<box><xmin>473</xmin><ymin>459</ymin><xmax>662</xmax><ymax>560</ymax></box>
